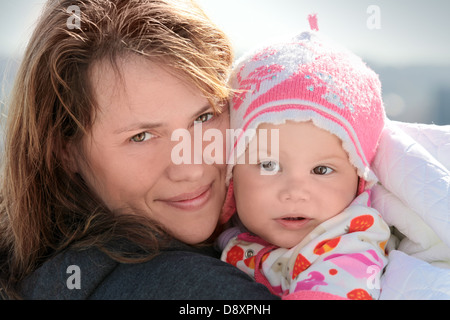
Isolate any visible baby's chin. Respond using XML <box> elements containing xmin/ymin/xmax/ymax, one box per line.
<box><xmin>266</xmin><ymin>235</ymin><xmax>308</xmax><ymax>249</ymax></box>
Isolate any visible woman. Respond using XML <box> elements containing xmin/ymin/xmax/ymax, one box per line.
<box><xmin>0</xmin><ymin>0</ymin><xmax>276</xmax><ymax>299</ymax></box>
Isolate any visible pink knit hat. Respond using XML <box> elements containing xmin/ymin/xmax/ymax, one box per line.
<box><xmin>220</xmin><ymin>29</ymin><xmax>385</xmax><ymax>223</ymax></box>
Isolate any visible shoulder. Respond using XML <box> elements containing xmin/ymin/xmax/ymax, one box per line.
<box><xmin>18</xmin><ymin>246</ymin><xmax>117</xmax><ymax>299</ymax></box>
<box><xmin>93</xmin><ymin>248</ymin><xmax>277</xmax><ymax>299</ymax></box>
<box><xmin>19</xmin><ymin>244</ymin><xmax>277</xmax><ymax>300</ymax></box>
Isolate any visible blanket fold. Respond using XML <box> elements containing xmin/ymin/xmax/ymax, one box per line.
<box><xmin>370</xmin><ymin>120</ymin><xmax>450</xmax><ymax>299</ymax></box>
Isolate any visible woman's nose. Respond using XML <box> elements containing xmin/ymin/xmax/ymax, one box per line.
<box><xmin>166</xmin><ymin>137</ymin><xmax>205</xmax><ymax>182</ymax></box>
<box><xmin>166</xmin><ymin>162</ymin><xmax>205</xmax><ymax>182</ymax></box>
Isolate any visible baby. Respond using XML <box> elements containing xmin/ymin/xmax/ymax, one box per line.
<box><xmin>218</xmin><ymin>31</ymin><xmax>390</xmax><ymax>300</ymax></box>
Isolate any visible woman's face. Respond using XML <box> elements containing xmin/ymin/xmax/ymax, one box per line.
<box><xmin>75</xmin><ymin>56</ymin><xmax>228</xmax><ymax>244</ymax></box>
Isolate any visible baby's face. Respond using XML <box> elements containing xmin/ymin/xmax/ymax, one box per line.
<box><xmin>233</xmin><ymin>121</ymin><xmax>359</xmax><ymax>248</ymax></box>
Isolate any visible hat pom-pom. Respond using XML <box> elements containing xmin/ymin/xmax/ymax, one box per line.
<box><xmin>308</xmin><ymin>13</ymin><xmax>319</xmax><ymax>31</ymax></box>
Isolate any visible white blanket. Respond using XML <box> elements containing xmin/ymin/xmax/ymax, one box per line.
<box><xmin>370</xmin><ymin>120</ymin><xmax>450</xmax><ymax>299</ymax></box>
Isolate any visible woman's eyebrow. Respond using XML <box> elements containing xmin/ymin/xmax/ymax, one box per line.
<box><xmin>114</xmin><ymin>104</ymin><xmax>212</xmax><ymax>134</ymax></box>
<box><xmin>114</xmin><ymin>121</ymin><xmax>163</xmax><ymax>134</ymax></box>
<box><xmin>192</xmin><ymin>104</ymin><xmax>213</xmax><ymax>118</ymax></box>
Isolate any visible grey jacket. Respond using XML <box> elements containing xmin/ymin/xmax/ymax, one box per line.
<box><xmin>17</xmin><ymin>241</ymin><xmax>277</xmax><ymax>300</ymax></box>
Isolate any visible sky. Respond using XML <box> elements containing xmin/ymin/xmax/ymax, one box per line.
<box><xmin>196</xmin><ymin>0</ymin><xmax>450</xmax><ymax>67</ymax></box>
<box><xmin>0</xmin><ymin>0</ymin><xmax>449</xmax><ymax>125</ymax></box>
<box><xmin>1</xmin><ymin>0</ymin><xmax>450</xmax><ymax>67</ymax></box>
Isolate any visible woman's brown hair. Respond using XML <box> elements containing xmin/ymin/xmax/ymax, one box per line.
<box><xmin>0</xmin><ymin>0</ymin><xmax>233</xmax><ymax>298</ymax></box>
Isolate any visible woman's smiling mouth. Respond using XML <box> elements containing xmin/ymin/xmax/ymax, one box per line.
<box><xmin>159</xmin><ymin>184</ymin><xmax>212</xmax><ymax>211</ymax></box>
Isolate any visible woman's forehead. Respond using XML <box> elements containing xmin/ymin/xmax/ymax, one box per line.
<box><xmin>87</xmin><ymin>56</ymin><xmax>209</xmax><ymax>128</ymax></box>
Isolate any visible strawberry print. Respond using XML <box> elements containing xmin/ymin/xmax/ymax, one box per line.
<box><xmin>244</xmin><ymin>251</ymin><xmax>269</xmax><ymax>269</ymax></box>
<box><xmin>244</xmin><ymin>256</ymin><xmax>256</xmax><ymax>269</ymax></box>
<box><xmin>348</xmin><ymin>215</ymin><xmax>374</xmax><ymax>233</ymax></box>
<box><xmin>347</xmin><ymin>288</ymin><xmax>373</xmax><ymax>300</ymax></box>
<box><xmin>313</xmin><ymin>237</ymin><xmax>341</xmax><ymax>255</ymax></box>
<box><xmin>292</xmin><ymin>254</ymin><xmax>311</xmax><ymax>279</ymax></box>
<box><xmin>226</xmin><ymin>246</ymin><xmax>244</xmax><ymax>266</ymax></box>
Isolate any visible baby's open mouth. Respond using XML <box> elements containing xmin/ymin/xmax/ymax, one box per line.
<box><xmin>282</xmin><ymin>217</ymin><xmax>305</xmax><ymax>221</ymax></box>
<box><xmin>276</xmin><ymin>216</ymin><xmax>310</xmax><ymax>230</ymax></box>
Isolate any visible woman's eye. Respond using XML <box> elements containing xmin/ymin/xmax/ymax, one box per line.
<box><xmin>130</xmin><ymin>132</ymin><xmax>154</xmax><ymax>143</ymax></box>
<box><xmin>312</xmin><ymin>166</ymin><xmax>334</xmax><ymax>175</ymax></box>
<box><xmin>260</xmin><ymin>160</ymin><xmax>281</xmax><ymax>173</ymax></box>
<box><xmin>194</xmin><ymin>112</ymin><xmax>214</xmax><ymax>124</ymax></box>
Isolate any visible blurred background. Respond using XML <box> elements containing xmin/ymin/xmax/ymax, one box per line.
<box><xmin>1</xmin><ymin>0</ymin><xmax>450</xmax><ymax>125</ymax></box>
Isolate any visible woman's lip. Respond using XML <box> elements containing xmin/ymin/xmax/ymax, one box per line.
<box><xmin>275</xmin><ymin>216</ymin><xmax>311</xmax><ymax>230</ymax></box>
<box><xmin>159</xmin><ymin>184</ymin><xmax>212</xmax><ymax>210</ymax></box>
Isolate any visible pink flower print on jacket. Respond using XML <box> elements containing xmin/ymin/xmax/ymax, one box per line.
<box><xmin>294</xmin><ymin>271</ymin><xmax>328</xmax><ymax>291</ymax></box>
<box><xmin>323</xmin><ymin>249</ymin><xmax>383</xmax><ymax>279</ymax></box>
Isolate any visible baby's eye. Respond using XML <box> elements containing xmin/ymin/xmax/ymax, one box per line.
<box><xmin>312</xmin><ymin>166</ymin><xmax>334</xmax><ymax>175</ymax></box>
<box><xmin>130</xmin><ymin>132</ymin><xmax>154</xmax><ymax>143</ymax></box>
<box><xmin>260</xmin><ymin>160</ymin><xmax>281</xmax><ymax>173</ymax></box>
<box><xmin>194</xmin><ymin>112</ymin><xmax>214</xmax><ymax>124</ymax></box>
